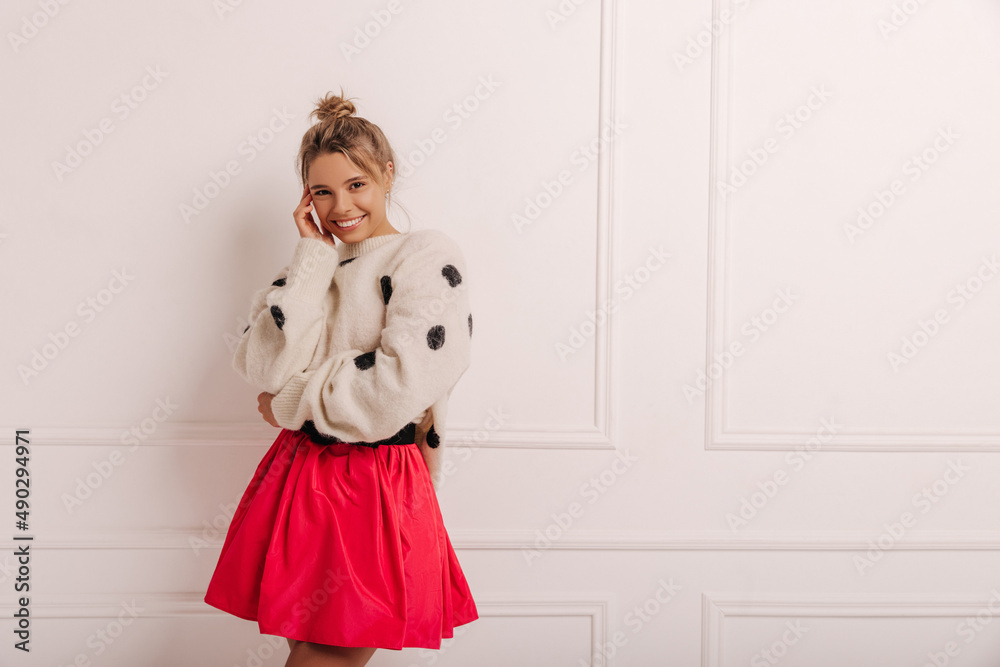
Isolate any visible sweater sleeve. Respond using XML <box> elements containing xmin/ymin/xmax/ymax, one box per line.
<box><xmin>232</xmin><ymin>237</ymin><xmax>340</xmax><ymax>394</ymax></box>
<box><xmin>269</xmin><ymin>232</ymin><xmax>472</xmax><ymax>443</ymax></box>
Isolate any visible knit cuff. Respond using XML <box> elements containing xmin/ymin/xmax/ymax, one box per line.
<box><xmin>284</xmin><ymin>238</ymin><xmax>339</xmax><ymax>303</ymax></box>
<box><xmin>271</xmin><ymin>371</ymin><xmax>312</xmax><ymax>429</ymax></box>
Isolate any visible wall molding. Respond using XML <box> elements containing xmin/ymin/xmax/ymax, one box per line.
<box><xmin>0</xmin><ymin>592</ymin><xmax>608</xmax><ymax>664</ymax></box>
<box><xmin>25</xmin><ymin>528</ymin><xmax>1000</xmax><ymax>551</ymax></box>
<box><xmin>702</xmin><ymin>591</ymin><xmax>1000</xmax><ymax>667</ymax></box>
<box><xmin>7</xmin><ymin>0</ymin><xmax>624</xmax><ymax>455</ymax></box>
<box><xmin>703</xmin><ymin>0</ymin><xmax>1000</xmax><ymax>451</ymax></box>
<box><xmin>708</xmin><ymin>430</ymin><xmax>1000</xmax><ymax>451</ymax></box>
<box><xmin>590</xmin><ymin>0</ymin><xmax>623</xmax><ymax>452</ymax></box>
<box><xmin>13</xmin><ymin>422</ymin><xmax>615</xmax><ymax>449</ymax></box>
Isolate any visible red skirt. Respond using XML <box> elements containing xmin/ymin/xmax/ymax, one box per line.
<box><xmin>203</xmin><ymin>426</ymin><xmax>478</xmax><ymax>650</ymax></box>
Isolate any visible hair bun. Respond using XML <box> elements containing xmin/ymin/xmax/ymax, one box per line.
<box><xmin>312</xmin><ymin>89</ymin><xmax>357</xmax><ymax>123</ymax></box>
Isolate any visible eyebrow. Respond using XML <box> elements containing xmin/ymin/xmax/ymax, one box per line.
<box><xmin>310</xmin><ymin>175</ymin><xmax>365</xmax><ymax>190</ymax></box>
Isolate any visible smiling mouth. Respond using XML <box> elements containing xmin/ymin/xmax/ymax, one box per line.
<box><xmin>332</xmin><ymin>214</ymin><xmax>366</xmax><ymax>229</ymax></box>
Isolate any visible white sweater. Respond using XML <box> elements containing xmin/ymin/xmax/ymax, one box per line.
<box><xmin>231</xmin><ymin>229</ymin><xmax>473</xmax><ymax>488</ymax></box>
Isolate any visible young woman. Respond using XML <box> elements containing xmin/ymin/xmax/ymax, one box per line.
<box><xmin>204</xmin><ymin>89</ymin><xmax>478</xmax><ymax>667</ymax></box>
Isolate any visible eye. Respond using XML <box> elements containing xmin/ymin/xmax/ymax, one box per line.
<box><xmin>314</xmin><ymin>189</ymin><xmax>330</xmax><ymax>196</ymax></box>
<box><xmin>349</xmin><ymin>182</ymin><xmax>364</xmax><ymax>190</ymax></box>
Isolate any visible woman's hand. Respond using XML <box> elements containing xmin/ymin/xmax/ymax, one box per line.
<box><xmin>294</xmin><ymin>183</ymin><xmax>336</xmax><ymax>249</ymax></box>
<box><xmin>257</xmin><ymin>392</ymin><xmax>280</xmax><ymax>428</ymax></box>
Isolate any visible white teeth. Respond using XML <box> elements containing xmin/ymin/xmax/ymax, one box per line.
<box><xmin>335</xmin><ymin>214</ymin><xmax>365</xmax><ymax>228</ymax></box>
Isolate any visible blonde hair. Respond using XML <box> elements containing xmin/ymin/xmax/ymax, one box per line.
<box><xmin>297</xmin><ymin>87</ymin><xmax>398</xmax><ymax>205</ymax></box>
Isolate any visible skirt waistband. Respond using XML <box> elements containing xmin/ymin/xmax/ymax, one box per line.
<box><xmin>299</xmin><ymin>420</ymin><xmax>416</xmax><ymax>448</ymax></box>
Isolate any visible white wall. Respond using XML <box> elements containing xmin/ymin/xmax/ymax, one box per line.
<box><xmin>3</xmin><ymin>0</ymin><xmax>1000</xmax><ymax>665</ymax></box>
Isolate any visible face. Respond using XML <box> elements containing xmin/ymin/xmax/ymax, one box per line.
<box><xmin>306</xmin><ymin>152</ymin><xmax>397</xmax><ymax>241</ymax></box>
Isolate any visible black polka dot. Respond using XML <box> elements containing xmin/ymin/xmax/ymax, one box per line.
<box><xmin>271</xmin><ymin>277</ymin><xmax>286</xmax><ymax>287</ymax></box>
<box><xmin>441</xmin><ymin>264</ymin><xmax>462</xmax><ymax>287</ymax></box>
<box><xmin>427</xmin><ymin>325</ymin><xmax>445</xmax><ymax>350</ymax></box>
<box><xmin>426</xmin><ymin>425</ymin><xmax>440</xmax><ymax>448</ymax></box>
<box><xmin>468</xmin><ymin>313</ymin><xmax>472</xmax><ymax>337</ymax></box>
<box><xmin>354</xmin><ymin>350</ymin><xmax>376</xmax><ymax>370</ymax></box>
<box><xmin>339</xmin><ymin>257</ymin><xmax>356</xmax><ymax>267</ymax></box>
<box><xmin>243</xmin><ymin>325</ymin><xmax>250</xmax><ymax>334</ymax></box>
<box><xmin>380</xmin><ymin>275</ymin><xmax>392</xmax><ymax>304</ymax></box>
<box><xmin>270</xmin><ymin>305</ymin><xmax>285</xmax><ymax>330</ymax></box>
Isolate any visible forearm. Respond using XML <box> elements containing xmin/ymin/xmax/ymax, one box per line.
<box><xmin>269</xmin><ymin>233</ymin><xmax>473</xmax><ymax>442</ymax></box>
<box><xmin>232</xmin><ymin>237</ymin><xmax>340</xmax><ymax>393</ymax></box>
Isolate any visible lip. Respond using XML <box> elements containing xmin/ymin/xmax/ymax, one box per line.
<box><xmin>332</xmin><ymin>213</ymin><xmax>366</xmax><ymax>230</ymax></box>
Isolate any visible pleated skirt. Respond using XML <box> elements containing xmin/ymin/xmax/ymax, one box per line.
<box><xmin>203</xmin><ymin>426</ymin><xmax>478</xmax><ymax>650</ymax></box>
